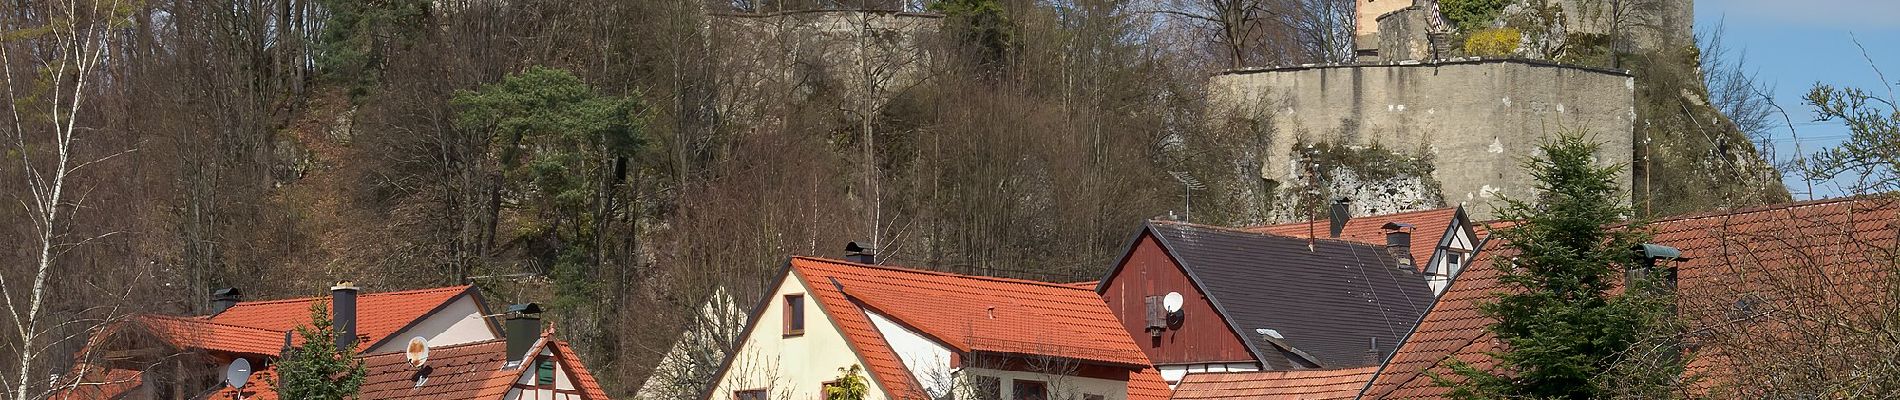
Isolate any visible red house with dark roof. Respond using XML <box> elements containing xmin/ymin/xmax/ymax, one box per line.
<box><xmin>56</xmin><ymin>283</ymin><xmax>610</xmax><ymax>400</ymax></box>
<box><xmin>701</xmin><ymin>255</ymin><xmax>1170</xmax><ymax>400</ymax></box>
<box><xmin>1094</xmin><ymin>220</ymin><xmax>1436</xmax><ymax>387</ymax></box>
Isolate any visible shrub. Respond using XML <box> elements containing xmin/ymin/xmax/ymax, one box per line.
<box><xmin>1464</xmin><ymin>28</ymin><xmax>1522</xmax><ymax>57</ymax></box>
<box><xmin>1438</xmin><ymin>0</ymin><xmax>1511</xmax><ymax>32</ymax></box>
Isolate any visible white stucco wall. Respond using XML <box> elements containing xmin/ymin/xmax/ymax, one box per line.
<box><xmin>708</xmin><ymin>272</ymin><xmax>888</xmax><ymax>400</ymax></box>
<box><xmin>372</xmin><ymin>295</ymin><xmax>497</xmax><ymax>354</ymax></box>
<box><xmin>503</xmin><ymin>347</ymin><xmax>582</xmax><ymax>400</ymax></box>
<box><xmin>1427</xmin><ymin>218</ymin><xmax>1477</xmax><ymax>295</ymax></box>
<box><xmin>866</xmin><ymin>310</ymin><xmax>953</xmax><ymax>398</ymax></box>
<box><xmin>1156</xmin><ymin>363</ymin><xmax>1261</xmax><ymax>387</ymax></box>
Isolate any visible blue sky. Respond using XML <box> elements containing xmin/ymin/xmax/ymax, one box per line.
<box><xmin>1695</xmin><ymin>0</ymin><xmax>1899</xmax><ymax>198</ymax></box>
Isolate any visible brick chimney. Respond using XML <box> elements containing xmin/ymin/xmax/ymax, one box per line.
<box><xmin>331</xmin><ymin>281</ymin><xmax>359</xmax><ymax>350</ymax></box>
<box><xmin>1383</xmin><ymin>222</ymin><xmax>1414</xmax><ymax>270</ymax></box>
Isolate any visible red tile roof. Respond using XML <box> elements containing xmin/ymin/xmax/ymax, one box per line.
<box><xmin>1362</xmin><ymin>196</ymin><xmax>1900</xmax><ymax>399</ymax></box>
<box><xmin>356</xmin><ymin>339</ymin><xmax>513</xmax><ymax>398</ymax></box>
<box><xmin>207</xmin><ymin>285</ymin><xmax>475</xmax><ymax>352</ymax></box>
<box><xmin>1171</xmin><ymin>366</ymin><xmax>1379</xmax><ymax>400</ymax></box>
<box><xmin>135</xmin><ymin>315</ymin><xmax>288</xmax><ymax>356</ymax></box>
<box><xmin>204</xmin><ymin>331</ymin><xmax>611</xmax><ymax>400</ymax></box>
<box><xmin>214</xmin><ymin>369</ymin><xmax>281</xmax><ymax>400</ymax></box>
<box><xmin>1356</xmin><ymin>240</ymin><xmax>1508</xmax><ymax>399</ymax></box>
<box><xmin>48</xmin><ymin>366</ymin><xmax>143</xmax><ymax>400</ymax></box>
<box><xmin>1061</xmin><ymin>281</ymin><xmax>1102</xmax><ymax>290</ymax></box>
<box><xmin>56</xmin><ymin>285</ymin><xmax>550</xmax><ymax>400</ymax></box>
<box><xmin>552</xmin><ymin>340</ymin><xmax>613</xmax><ymax>399</ymax></box>
<box><xmin>1126</xmin><ymin>367</ymin><xmax>1173</xmax><ymax>400</ymax></box>
<box><xmin>1248</xmin><ymin>207</ymin><xmax>1464</xmax><ymax>269</ymax></box>
<box><xmin>788</xmin><ymin>257</ymin><xmax>1154</xmax><ymax>398</ymax></box>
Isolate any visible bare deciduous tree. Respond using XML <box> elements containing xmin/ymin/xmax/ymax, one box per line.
<box><xmin>1</xmin><ymin>0</ymin><xmax>134</xmax><ymax>398</ymax></box>
<box><xmin>1696</xmin><ymin>18</ymin><xmax>1776</xmax><ymax>151</ymax></box>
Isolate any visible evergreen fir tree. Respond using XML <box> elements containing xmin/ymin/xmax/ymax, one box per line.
<box><xmin>267</xmin><ymin>300</ymin><xmax>368</xmax><ymax>400</ymax></box>
<box><xmin>1436</xmin><ymin>134</ymin><xmax>1684</xmax><ymax>399</ymax></box>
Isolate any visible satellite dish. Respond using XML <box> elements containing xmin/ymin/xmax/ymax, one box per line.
<box><xmin>225</xmin><ymin>358</ymin><xmax>253</xmax><ymax>389</ymax></box>
<box><xmin>1163</xmin><ymin>292</ymin><xmax>1185</xmax><ymax>314</ymax></box>
<box><xmin>406</xmin><ymin>337</ymin><xmax>431</xmax><ymax>367</ymax></box>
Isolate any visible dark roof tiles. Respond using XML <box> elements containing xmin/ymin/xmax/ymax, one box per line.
<box><xmin>1146</xmin><ymin>220</ymin><xmax>1436</xmax><ymax>369</ymax></box>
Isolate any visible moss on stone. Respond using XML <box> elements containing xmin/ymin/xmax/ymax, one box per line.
<box><xmin>1272</xmin><ymin>141</ymin><xmax>1448</xmax><ymax>218</ymax></box>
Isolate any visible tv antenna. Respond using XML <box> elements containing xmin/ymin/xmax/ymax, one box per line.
<box><xmin>1168</xmin><ymin>171</ymin><xmax>1207</xmax><ymax>221</ymax></box>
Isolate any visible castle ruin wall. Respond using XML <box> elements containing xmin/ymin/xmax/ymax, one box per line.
<box><xmin>1210</xmin><ymin>59</ymin><xmax>1635</xmax><ymax>219</ymax></box>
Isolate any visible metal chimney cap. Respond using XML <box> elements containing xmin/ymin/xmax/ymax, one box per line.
<box><xmin>506</xmin><ymin>303</ymin><xmax>545</xmax><ymax>315</ymax></box>
<box><xmin>331</xmin><ymin>281</ymin><xmax>359</xmax><ymax>291</ymax></box>
<box><xmin>1633</xmin><ymin>243</ymin><xmax>1687</xmax><ymax>261</ymax></box>
<box><xmin>1380</xmin><ymin>222</ymin><xmax>1414</xmax><ymax>231</ymax></box>
<box><xmin>211</xmin><ymin>287</ymin><xmax>242</xmax><ymax>297</ymax></box>
<box><xmin>845</xmin><ymin>241</ymin><xmax>874</xmax><ymax>254</ymax></box>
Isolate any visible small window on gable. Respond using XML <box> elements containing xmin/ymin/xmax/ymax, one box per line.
<box><xmin>536</xmin><ymin>358</ymin><xmax>556</xmax><ymax>385</ymax></box>
<box><xmin>784</xmin><ymin>294</ymin><xmax>805</xmax><ymax>336</ymax></box>
<box><xmin>735</xmin><ymin>389</ymin><xmax>768</xmax><ymax>400</ymax></box>
<box><xmin>1444</xmin><ymin>251</ymin><xmax>1465</xmax><ymax>274</ymax></box>
<box><xmin>1012</xmin><ymin>379</ymin><xmax>1047</xmax><ymax>400</ymax></box>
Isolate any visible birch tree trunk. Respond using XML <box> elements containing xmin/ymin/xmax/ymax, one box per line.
<box><xmin>1</xmin><ymin>1</ymin><xmax>127</xmax><ymax>398</ymax></box>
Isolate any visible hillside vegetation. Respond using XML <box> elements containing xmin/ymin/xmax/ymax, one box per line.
<box><xmin>0</xmin><ymin>0</ymin><xmax>1787</xmax><ymax>396</ymax></box>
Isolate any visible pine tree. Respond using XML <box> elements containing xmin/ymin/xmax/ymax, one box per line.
<box><xmin>267</xmin><ymin>300</ymin><xmax>368</xmax><ymax>400</ymax></box>
<box><xmin>1436</xmin><ymin>134</ymin><xmax>1683</xmax><ymax>399</ymax></box>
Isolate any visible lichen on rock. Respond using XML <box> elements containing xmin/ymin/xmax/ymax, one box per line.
<box><xmin>1264</xmin><ymin>141</ymin><xmax>1447</xmax><ymax>221</ymax></box>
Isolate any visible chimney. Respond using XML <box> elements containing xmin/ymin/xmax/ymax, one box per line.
<box><xmin>1327</xmin><ymin>198</ymin><xmax>1352</xmax><ymax>238</ymax></box>
<box><xmin>1382</xmin><ymin>222</ymin><xmax>1414</xmax><ymax>269</ymax></box>
<box><xmin>506</xmin><ymin>303</ymin><xmax>545</xmax><ymax>364</ymax></box>
<box><xmin>209</xmin><ymin>287</ymin><xmax>242</xmax><ymax>315</ymax></box>
<box><xmin>331</xmin><ymin>281</ymin><xmax>358</xmax><ymax>350</ymax></box>
<box><xmin>844</xmin><ymin>242</ymin><xmax>877</xmax><ymax>265</ymax></box>
<box><xmin>1630</xmin><ymin>244</ymin><xmax>1685</xmax><ymax>291</ymax></box>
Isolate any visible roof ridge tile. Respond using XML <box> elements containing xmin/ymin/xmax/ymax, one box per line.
<box><xmin>790</xmin><ymin>256</ymin><xmax>1103</xmax><ymax>292</ymax></box>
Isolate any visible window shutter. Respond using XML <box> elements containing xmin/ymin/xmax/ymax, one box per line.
<box><xmin>536</xmin><ymin>359</ymin><xmax>556</xmax><ymax>385</ymax></box>
<box><xmin>1144</xmin><ymin>296</ymin><xmax>1163</xmax><ymax>329</ymax></box>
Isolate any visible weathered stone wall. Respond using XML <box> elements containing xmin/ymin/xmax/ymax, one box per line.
<box><xmin>1376</xmin><ymin>7</ymin><xmax>1432</xmax><ymax>62</ymax></box>
<box><xmin>1356</xmin><ymin>0</ymin><xmax>1415</xmax><ymax>56</ymax></box>
<box><xmin>1209</xmin><ymin>58</ymin><xmax>1635</xmax><ymax>219</ymax></box>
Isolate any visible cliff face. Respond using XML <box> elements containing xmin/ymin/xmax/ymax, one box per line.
<box><xmin>1628</xmin><ymin>44</ymin><xmax>1791</xmax><ymax>217</ymax></box>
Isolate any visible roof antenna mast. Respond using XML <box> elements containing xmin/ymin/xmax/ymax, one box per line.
<box><xmin>1169</xmin><ymin>171</ymin><xmax>1206</xmax><ymax>222</ymax></box>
